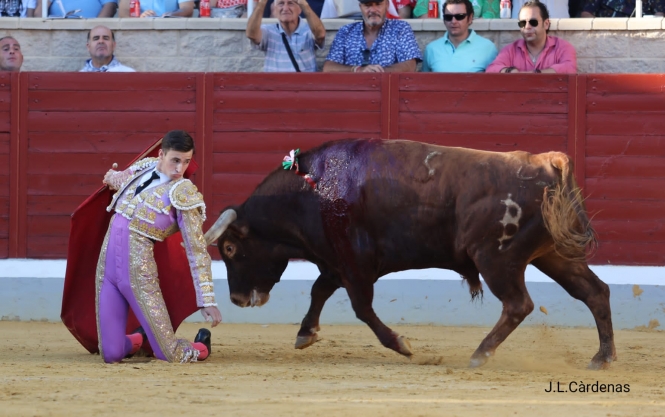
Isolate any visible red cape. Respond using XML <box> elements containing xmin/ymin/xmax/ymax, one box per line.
<box><xmin>62</xmin><ymin>139</ymin><xmax>200</xmax><ymax>354</ymax></box>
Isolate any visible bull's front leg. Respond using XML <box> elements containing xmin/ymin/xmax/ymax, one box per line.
<box><xmin>345</xmin><ymin>280</ymin><xmax>413</xmax><ymax>357</ymax></box>
<box><xmin>295</xmin><ymin>272</ymin><xmax>340</xmax><ymax>349</ymax></box>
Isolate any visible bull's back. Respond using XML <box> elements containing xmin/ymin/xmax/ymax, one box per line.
<box><xmin>308</xmin><ymin>139</ymin><xmax>564</xmax><ymax>271</ymax></box>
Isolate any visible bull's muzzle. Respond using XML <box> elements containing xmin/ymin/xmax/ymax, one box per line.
<box><xmin>230</xmin><ymin>289</ymin><xmax>270</xmax><ymax>308</ymax></box>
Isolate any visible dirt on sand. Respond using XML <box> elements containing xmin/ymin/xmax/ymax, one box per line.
<box><xmin>0</xmin><ymin>321</ymin><xmax>663</xmax><ymax>417</ymax></box>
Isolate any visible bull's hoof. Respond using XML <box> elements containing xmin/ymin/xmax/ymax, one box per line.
<box><xmin>469</xmin><ymin>352</ymin><xmax>491</xmax><ymax>368</ymax></box>
<box><xmin>295</xmin><ymin>333</ymin><xmax>320</xmax><ymax>350</ymax></box>
<box><xmin>587</xmin><ymin>353</ymin><xmax>615</xmax><ymax>370</ymax></box>
<box><xmin>396</xmin><ymin>335</ymin><xmax>413</xmax><ymax>357</ymax></box>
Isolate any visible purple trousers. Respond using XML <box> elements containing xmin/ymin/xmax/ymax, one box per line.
<box><xmin>96</xmin><ymin>215</ymin><xmax>199</xmax><ymax>363</ymax></box>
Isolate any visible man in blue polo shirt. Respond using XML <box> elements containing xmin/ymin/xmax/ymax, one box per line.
<box><xmin>422</xmin><ymin>0</ymin><xmax>497</xmax><ymax>73</ymax></box>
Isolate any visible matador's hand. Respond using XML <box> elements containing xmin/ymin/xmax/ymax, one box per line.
<box><xmin>103</xmin><ymin>165</ymin><xmax>118</xmax><ymax>186</ymax></box>
<box><xmin>200</xmin><ymin>306</ymin><xmax>222</xmax><ymax>327</ymax></box>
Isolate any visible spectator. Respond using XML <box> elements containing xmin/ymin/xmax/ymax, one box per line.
<box><xmin>80</xmin><ymin>26</ymin><xmax>136</xmax><ymax>73</ymax></box>
<box><xmin>0</xmin><ymin>36</ymin><xmax>23</xmax><ymax>72</ymax></box>
<box><xmin>581</xmin><ymin>0</ymin><xmax>664</xmax><ymax>17</ymax></box>
<box><xmin>422</xmin><ymin>0</ymin><xmax>498</xmax><ymax>72</ymax></box>
<box><xmin>512</xmin><ymin>0</ymin><xmax>570</xmax><ymax>17</ymax></box>
<box><xmin>1</xmin><ymin>0</ymin><xmax>37</xmax><ymax>16</ymax></box>
<box><xmin>323</xmin><ymin>0</ymin><xmax>422</xmax><ymax>73</ymax></box>
<box><xmin>118</xmin><ymin>0</ymin><xmax>194</xmax><ymax>17</ymax></box>
<box><xmin>393</xmin><ymin>0</ymin><xmax>416</xmax><ymax>18</ymax></box>
<box><xmin>262</xmin><ymin>0</ymin><xmax>325</xmax><ymax>17</ymax></box>
<box><xmin>414</xmin><ymin>0</ymin><xmax>498</xmax><ymax>18</ymax></box>
<box><xmin>247</xmin><ymin>0</ymin><xmax>325</xmax><ymax>72</ymax></box>
<box><xmin>486</xmin><ymin>0</ymin><xmax>576</xmax><ymax>74</ymax></box>
<box><xmin>35</xmin><ymin>0</ymin><xmax>117</xmax><ymax>17</ymax></box>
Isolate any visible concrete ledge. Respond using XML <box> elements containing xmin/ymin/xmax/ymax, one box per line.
<box><xmin>1</xmin><ymin>17</ymin><xmax>664</xmax><ymax>32</ymax></box>
<box><xmin>592</xmin><ymin>17</ymin><xmax>629</xmax><ymax>30</ymax></box>
<box><xmin>0</xmin><ymin>17</ymin><xmax>19</xmax><ymax>29</ymax></box>
<box><xmin>627</xmin><ymin>17</ymin><xmax>664</xmax><ymax>30</ymax></box>
<box><xmin>1</xmin><ymin>277</ymin><xmax>662</xmax><ymax>330</ymax></box>
<box><xmin>489</xmin><ymin>18</ymin><xmax>518</xmax><ymax>30</ymax></box>
<box><xmin>558</xmin><ymin>18</ymin><xmax>593</xmax><ymax>30</ymax></box>
<box><xmin>5</xmin><ymin>19</ymin><xmax>665</xmax><ymax>73</ymax></box>
<box><xmin>1</xmin><ymin>260</ymin><xmax>663</xmax><ymax>328</ymax></box>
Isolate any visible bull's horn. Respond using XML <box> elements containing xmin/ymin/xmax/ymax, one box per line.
<box><xmin>204</xmin><ymin>209</ymin><xmax>237</xmax><ymax>246</ymax></box>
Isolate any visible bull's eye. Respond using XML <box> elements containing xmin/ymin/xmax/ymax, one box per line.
<box><xmin>222</xmin><ymin>241</ymin><xmax>236</xmax><ymax>258</ymax></box>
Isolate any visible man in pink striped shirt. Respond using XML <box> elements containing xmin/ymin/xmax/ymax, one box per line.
<box><xmin>486</xmin><ymin>0</ymin><xmax>576</xmax><ymax>74</ymax></box>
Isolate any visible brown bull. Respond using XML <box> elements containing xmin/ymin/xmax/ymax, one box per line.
<box><xmin>205</xmin><ymin>139</ymin><xmax>616</xmax><ymax>369</ymax></box>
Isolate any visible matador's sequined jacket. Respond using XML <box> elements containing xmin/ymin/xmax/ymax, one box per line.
<box><xmin>105</xmin><ymin>157</ymin><xmax>216</xmax><ymax>308</ymax></box>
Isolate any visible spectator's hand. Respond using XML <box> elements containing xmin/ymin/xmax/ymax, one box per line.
<box><xmin>140</xmin><ymin>9</ymin><xmax>156</xmax><ymax>17</ymax></box>
<box><xmin>296</xmin><ymin>0</ymin><xmax>309</xmax><ymax>8</ymax></box>
<box><xmin>200</xmin><ymin>306</ymin><xmax>222</xmax><ymax>327</ymax></box>
<box><xmin>359</xmin><ymin>64</ymin><xmax>384</xmax><ymax>73</ymax></box>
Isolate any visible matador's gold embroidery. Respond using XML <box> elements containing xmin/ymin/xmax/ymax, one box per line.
<box><xmin>128</xmin><ymin>232</ymin><xmax>199</xmax><ymax>363</ymax></box>
<box><xmin>179</xmin><ymin>206</ymin><xmax>216</xmax><ymax>307</ymax></box>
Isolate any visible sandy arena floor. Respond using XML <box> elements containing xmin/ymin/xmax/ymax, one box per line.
<box><xmin>0</xmin><ymin>321</ymin><xmax>663</xmax><ymax>416</ymax></box>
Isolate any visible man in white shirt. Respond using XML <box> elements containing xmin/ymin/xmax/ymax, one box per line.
<box><xmin>80</xmin><ymin>26</ymin><xmax>135</xmax><ymax>73</ymax></box>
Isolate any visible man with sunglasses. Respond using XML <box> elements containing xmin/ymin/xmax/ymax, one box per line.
<box><xmin>322</xmin><ymin>0</ymin><xmax>421</xmax><ymax>73</ymax></box>
<box><xmin>486</xmin><ymin>0</ymin><xmax>576</xmax><ymax>74</ymax></box>
<box><xmin>422</xmin><ymin>0</ymin><xmax>497</xmax><ymax>73</ymax></box>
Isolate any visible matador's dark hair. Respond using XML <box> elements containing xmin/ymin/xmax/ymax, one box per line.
<box><xmin>162</xmin><ymin>130</ymin><xmax>195</xmax><ymax>154</ymax></box>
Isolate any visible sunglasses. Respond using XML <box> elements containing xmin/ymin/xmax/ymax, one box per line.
<box><xmin>518</xmin><ymin>19</ymin><xmax>540</xmax><ymax>28</ymax></box>
<box><xmin>361</xmin><ymin>48</ymin><xmax>371</xmax><ymax>66</ymax></box>
<box><xmin>443</xmin><ymin>13</ymin><xmax>467</xmax><ymax>21</ymax></box>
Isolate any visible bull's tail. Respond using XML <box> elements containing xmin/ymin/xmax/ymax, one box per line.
<box><xmin>541</xmin><ymin>153</ymin><xmax>598</xmax><ymax>261</ymax></box>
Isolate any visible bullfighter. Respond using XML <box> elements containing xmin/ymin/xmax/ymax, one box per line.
<box><xmin>96</xmin><ymin>130</ymin><xmax>222</xmax><ymax>363</ymax></box>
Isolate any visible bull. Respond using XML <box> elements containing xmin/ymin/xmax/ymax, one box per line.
<box><xmin>205</xmin><ymin>139</ymin><xmax>616</xmax><ymax>369</ymax></box>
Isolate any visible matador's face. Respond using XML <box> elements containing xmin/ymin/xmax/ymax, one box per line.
<box><xmin>157</xmin><ymin>149</ymin><xmax>193</xmax><ymax>181</ymax></box>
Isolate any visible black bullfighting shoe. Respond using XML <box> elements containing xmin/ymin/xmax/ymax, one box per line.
<box><xmin>194</xmin><ymin>328</ymin><xmax>212</xmax><ymax>357</ymax></box>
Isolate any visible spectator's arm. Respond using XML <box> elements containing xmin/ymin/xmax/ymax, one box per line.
<box><xmin>322</xmin><ymin>25</ymin><xmax>352</xmax><ymax>71</ymax></box>
<box><xmin>485</xmin><ymin>45</ymin><xmax>514</xmax><ymax>73</ymax></box>
<box><xmin>299</xmin><ymin>0</ymin><xmax>325</xmax><ymax>48</ymax></box>
<box><xmin>421</xmin><ymin>46</ymin><xmax>431</xmax><ymax>72</ymax></box>
<box><xmin>34</xmin><ymin>0</ymin><xmax>52</xmax><ymax>16</ymax></box>
<box><xmin>170</xmin><ymin>0</ymin><xmax>194</xmax><ymax>16</ymax></box>
<box><xmin>322</xmin><ymin>61</ymin><xmax>356</xmax><ymax>72</ymax></box>
<box><xmin>97</xmin><ymin>1</ymin><xmax>118</xmax><ymax>17</ymax></box>
<box><xmin>412</xmin><ymin>0</ymin><xmax>428</xmax><ymax>17</ymax></box>
<box><xmin>394</xmin><ymin>23</ymin><xmax>422</xmax><ymax>67</ymax></box>
<box><xmin>397</xmin><ymin>4</ymin><xmax>412</xmax><ymax>18</ymax></box>
<box><xmin>385</xmin><ymin>59</ymin><xmax>417</xmax><ymax>72</ymax></box>
<box><xmin>581</xmin><ymin>0</ymin><xmax>601</xmax><ymax>17</ymax></box>
<box><xmin>118</xmin><ymin>0</ymin><xmax>131</xmax><ymax>17</ymax></box>
<box><xmin>654</xmin><ymin>0</ymin><xmax>665</xmax><ymax>16</ymax></box>
<box><xmin>546</xmin><ymin>39</ymin><xmax>577</xmax><ymax>74</ymax></box>
<box><xmin>247</xmin><ymin>0</ymin><xmax>269</xmax><ymax>45</ymax></box>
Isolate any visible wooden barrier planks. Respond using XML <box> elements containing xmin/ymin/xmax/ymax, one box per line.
<box><xmin>210</xmin><ymin>73</ymin><xmax>384</xmax><ymax>213</ymax></box>
<box><xmin>584</xmin><ymin>74</ymin><xmax>665</xmax><ymax>265</ymax></box>
<box><xmin>0</xmin><ymin>72</ymin><xmax>12</xmax><ymax>258</ymax></box>
<box><xmin>395</xmin><ymin>74</ymin><xmax>570</xmax><ymax>153</ymax></box>
<box><xmin>0</xmin><ymin>72</ymin><xmax>663</xmax><ymax>266</ymax></box>
<box><xmin>24</xmin><ymin>73</ymin><xmax>203</xmax><ymax>258</ymax></box>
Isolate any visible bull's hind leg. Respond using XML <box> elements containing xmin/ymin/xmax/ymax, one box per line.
<box><xmin>532</xmin><ymin>252</ymin><xmax>616</xmax><ymax>369</ymax></box>
<box><xmin>470</xmin><ymin>267</ymin><xmax>534</xmax><ymax>368</ymax></box>
<box><xmin>295</xmin><ymin>271</ymin><xmax>340</xmax><ymax>349</ymax></box>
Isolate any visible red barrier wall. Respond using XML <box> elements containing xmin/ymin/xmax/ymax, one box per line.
<box><xmin>4</xmin><ymin>72</ymin><xmax>665</xmax><ymax>265</ymax></box>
